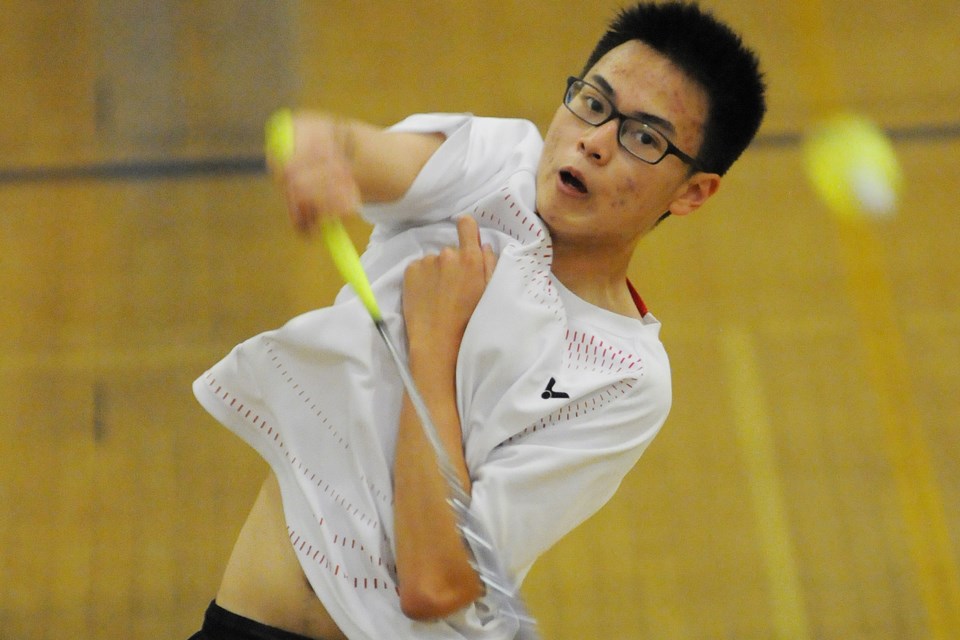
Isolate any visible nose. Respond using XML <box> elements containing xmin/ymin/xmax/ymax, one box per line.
<box><xmin>577</xmin><ymin>119</ymin><xmax>619</xmax><ymax>165</ymax></box>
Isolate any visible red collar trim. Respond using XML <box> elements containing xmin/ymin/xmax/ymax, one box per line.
<box><xmin>626</xmin><ymin>279</ymin><xmax>649</xmax><ymax>317</ymax></box>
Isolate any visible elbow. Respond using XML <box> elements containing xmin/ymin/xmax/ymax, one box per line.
<box><xmin>399</xmin><ymin>570</ymin><xmax>484</xmax><ymax>621</ymax></box>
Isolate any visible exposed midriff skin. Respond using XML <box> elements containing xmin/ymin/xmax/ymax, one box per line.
<box><xmin>215</xmin><ymin>473</ymin><xmax>349</xmax><ymax>640</ymax></box>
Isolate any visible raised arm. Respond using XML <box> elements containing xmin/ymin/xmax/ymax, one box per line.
<box><xmin>271</xmin><ymin>111</ymin><xmax>444</xmax><ymax>233</ymax></box>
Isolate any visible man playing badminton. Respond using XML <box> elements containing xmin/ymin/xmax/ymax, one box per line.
<box><xmin>189</xmin><ymin>3</ymin><xmax>766</xmax><ymax>639</ymax></box>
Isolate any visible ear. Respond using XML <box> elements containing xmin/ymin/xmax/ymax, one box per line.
<box><xmin>668</xmin><ymin>172</ymin><xmax>721</xmax><ymax>217</ymax></box>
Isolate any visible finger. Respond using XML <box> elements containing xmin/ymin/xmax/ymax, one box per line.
<box><xmin>482</xmin><ymin>244</ymin><xmax>497</xmax><ymax>283</ymax></box>
<box><xmin>286</xmin><ymin>176</ymin><xmax>321</xmax><ymax>234</ymax></box>
<box><xmin>284</xmin><ymin>186</ymin><xmax>313</xmax><ymax>233</ymax></box>
<box><xmin>455</xmin><ymin>215</ymin><xmax>482</xmax><ymax>252</ymax></box>
<box><xmin>295</xmin><ymin>205</ymin><xmax>318</xmax><ymax>234</ymax></box>
<box><xmin>404</xmin><ymin>253</ymin><xmax>435</xmax><ymax>281</ymax></box>
<box><xmin>278</xmin><ymin>113</ymin><xmax>362</xmax><ymax>230</ymax></box>
<box><xmin>323</xmin><ymin>160</ymin><xmax>363</xmax><ymax>217</ymax></box>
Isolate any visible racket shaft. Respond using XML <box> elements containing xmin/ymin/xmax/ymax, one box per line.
<box><xmin>374</xmin><ymin>319</ymin><xmax>470</xmax><ymax>504</ymax></box>
<box><xmin>374</xmin><ymin>320</ymin><xmax>539</xmax><ymax>637</ymax></box>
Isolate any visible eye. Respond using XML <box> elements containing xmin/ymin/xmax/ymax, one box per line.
<box><xmin>583</xmin><ymin>95</ymin><xmax>606</xmax><ymax>114</ymax></box>
<box><xmin>574</xmin><ymin>86</ymin><xmax>609</xmax><ymax>115</ymax></box>
<box><xmin>626</xmin><ymin>123</ymin><xmax>666</xmax><ymax>151</ymax></box>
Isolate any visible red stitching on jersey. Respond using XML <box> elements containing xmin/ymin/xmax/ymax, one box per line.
<box><xmin>291</xmin><ymin>524</ymin><xmax>398</xmax><ymax>588</ymax></box>
<box><xmin>266</xmin><ymin>346</ymin><xmax>349</xmax><ymax>449</ymax></box>
<box><xmin>201</xmin><ymin>373</ymin><xmax>379</xmax><ymax>530</ymax></box>
<box><xmin>563</xmin><ymin>329</ymin><xmax>643</xmax><ymax>375</ymax></box>
<box><xmin>505</xmin><ymin>379</ymin><xmax>638</xmax><ymax>443</ymax></box>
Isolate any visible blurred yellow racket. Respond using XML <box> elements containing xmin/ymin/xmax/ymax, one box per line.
<box><xmin>265</xmin><ymin>108</ymin><xmax>381</xmax><ymax>319</ymax></box>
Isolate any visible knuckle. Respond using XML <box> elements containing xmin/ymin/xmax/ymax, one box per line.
<box><xmin>404</xmin><ymin>258</ymin><xmax>424</xmax><ymax>276</ymax></box>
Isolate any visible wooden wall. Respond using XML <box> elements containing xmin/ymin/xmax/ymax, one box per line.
<box><xmin>2</xmin><ymin>1</ymin><xmax>958</xmax><ymax>637</ymax></box>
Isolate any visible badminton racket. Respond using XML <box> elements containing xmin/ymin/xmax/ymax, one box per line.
<box><xmin>265</xmin><ymin>109</ymin><xmax>539</xmax><ymax>638</ymax></box>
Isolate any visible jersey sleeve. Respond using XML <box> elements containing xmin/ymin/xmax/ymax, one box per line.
<box><xmin>361</xmin><ymin>114</ymin><xmax>543</xmax><ymax>231</ymax></box>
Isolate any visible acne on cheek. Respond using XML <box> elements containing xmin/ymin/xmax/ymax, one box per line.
<box><xmin>614</xmin><ymin>175</ymin><xmax>669</xmax><ymax>216</ymax></box>
<box><xmin>619</xmin><ymin>176</ymin><xmax>641</xmax><ymax>199</ymax></box>
<box><xmin>612</xmin><ymin>185</ymin><xmax>636</xmax><ymax>209</ymax></box>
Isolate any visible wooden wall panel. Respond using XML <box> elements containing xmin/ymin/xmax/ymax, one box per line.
<box><xmin>1</xmin><ymin>1</ymin><xmax>958</xmax><ymax>638</ymax></box>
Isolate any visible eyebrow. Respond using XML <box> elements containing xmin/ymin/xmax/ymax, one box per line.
<box><xmin>588</xmin><ymin>73</ymin><xmax>678</xmax><ymax>136</ymax></box>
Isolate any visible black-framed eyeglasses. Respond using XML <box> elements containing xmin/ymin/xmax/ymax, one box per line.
<box><xmin>563</xmin><ymin>76</ymin><xmax>703</xmax><ymax>171</ymax></box>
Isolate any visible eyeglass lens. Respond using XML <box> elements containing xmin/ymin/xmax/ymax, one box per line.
<box><xmin>565</xmin><ymin>79</ymin><xmax>673</xmax><ymax>165</ymax></box>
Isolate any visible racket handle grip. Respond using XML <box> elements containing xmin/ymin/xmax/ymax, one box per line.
<box><xmin>265</xmin><ymin>108</ymin><xmax>295</xmax><ymax>165</ymax></box>
<box><xmin>265</xmin><ymin>109</ymin><xmax>382</xmax><ymax>319</ymax></box>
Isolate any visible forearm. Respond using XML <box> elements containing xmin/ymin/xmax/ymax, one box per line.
<box><xmin>343</xmin><ymin>118</ymin><xmax>445</xmax><ymax>204</ymax></box>
<box><xmin>392</xmin><ymin>350</ymin><xmax>482</xmax><ymax>620</ymax></box>
<box><xmin>393</xmin><ymin>216</ymin><xmax>494</xmax><ymax>620</ymax></box>
<box><xmin>274</xmin><ymin>111</ymin><xmax>444</xmax><ymax>233</ymax></box>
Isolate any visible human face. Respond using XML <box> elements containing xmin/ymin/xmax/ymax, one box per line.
<box><xmin>536</xmin><ymin>40</ymin><xmax>718</xmax><ymax>252</ymax></box>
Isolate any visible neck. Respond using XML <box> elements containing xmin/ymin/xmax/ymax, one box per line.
<box><xmin>551</xmin><ymin>240</ymin><xmax>642</xmax><ymax>319</ymax></box>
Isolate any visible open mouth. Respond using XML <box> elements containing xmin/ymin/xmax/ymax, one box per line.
<box><xmin>560</xmin><ymin>169</ymin><xmax>588</xmax><ymax>194</ymax></box>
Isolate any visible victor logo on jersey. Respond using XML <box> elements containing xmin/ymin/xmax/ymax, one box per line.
<box><xmin>541</xmin><ymin>377</ymin><xmax>570</xmax><ymax>400</ymax></box>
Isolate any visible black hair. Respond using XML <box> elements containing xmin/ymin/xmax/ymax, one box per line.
<box><xmin>582</xmin><ymin>1</ymin><xmax>766</xmax><ymax>175</ymax></box>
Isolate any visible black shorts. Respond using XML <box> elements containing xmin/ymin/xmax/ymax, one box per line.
<box><xmin>188</xmin><ymin>601</ymin><xmax>326</xmax><ymax>640</ymax></box>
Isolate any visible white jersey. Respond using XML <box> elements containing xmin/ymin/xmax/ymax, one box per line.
<box><xmin>194</xmin><ymin>114</ymin><xmax>671</xmax><ymax>639</ymax></box>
